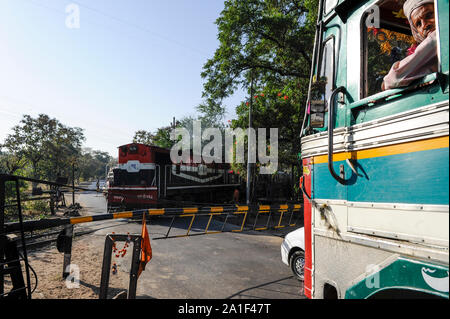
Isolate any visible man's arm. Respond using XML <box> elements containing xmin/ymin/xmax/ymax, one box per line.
<box><xmin>382</xmin><ymin>31</ymin><xmax>437</xmax><ymax>90</ymax></box>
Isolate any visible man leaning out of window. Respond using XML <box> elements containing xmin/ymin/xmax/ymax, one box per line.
<box><xmin>382</xmin><ymin>0</ymin><xmax>438</xmax><ymax>90</ymax></box>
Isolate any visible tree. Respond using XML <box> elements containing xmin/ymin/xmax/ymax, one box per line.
<box><xmin>153</xmin><ymin>126</ymin><xmax>176</xmax><ymax>149</ymax></box>
<box><xmin>133</xmin><ymin>126</ymin><xmax>177</xmax><ymax>149</ymax></box>
<box><xmin>41</xmin><ymin>124</ymin><xmax>85</xmax><ymax>181</ymax></box>
<box><xmin>197</xmin><ymin>0</ymin><xmax>319</xmax><ymax>201</ymax></box>
<box><xmin>77</xmin><ymin>149</ymin><xmax>115</xmax><ymax>181</ymax></box>
<box><xmin>0</xmin><ymin>150</ymin><xmax>27</xmax><ymax>175</ymax></box>
<box><xmin>133</xmin><ymin>130</ymin><xmax>155</xmax><ymax>145</ymax></box>
<box><xmin>2</xmin><ymin>114</ymin><xmax>54</xmax><ymax>178</ymax></box>
<box><xmin>1</xmin><ymin>114</ymin><xmax>85</xmax><ymax>181</ymax></box>
<box><xmin>200</xmin><ymin>0</ymin><xmax>318</xmax><ymax>180</ymax></box>
<box><xmin>199</xmin><ymin>0</ymin><xmax>317</xmax><ymax>118</ymax></box>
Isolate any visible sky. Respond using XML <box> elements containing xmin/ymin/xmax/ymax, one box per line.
<box><xmin>0</xmin><ymin>0</ymin><xmax>246</xmax><ymax>156</ymax></box>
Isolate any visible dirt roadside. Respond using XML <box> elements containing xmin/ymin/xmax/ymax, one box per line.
<box><xmin>24</xmin><ymin>237</ymin><xmax>130</xmax><ymax>299</ymax></box>
<box><xmin>5</xmin><ymin>204</ymin><xmax>133</xmax><ymax>299</ymax></box>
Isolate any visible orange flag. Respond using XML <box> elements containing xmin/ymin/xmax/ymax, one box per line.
<box><xmin>138</xmin><ymin>212</ymin><xmax>152</xmax><ymax>277</ymax></box>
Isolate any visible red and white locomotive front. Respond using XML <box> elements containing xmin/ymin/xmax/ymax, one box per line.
<box><xmin>107</xmin><ymin>143</ymin><xmax>158</xmax><ymax>209</ymax></box>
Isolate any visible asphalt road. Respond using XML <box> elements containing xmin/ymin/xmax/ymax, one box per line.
<box><xmin>67</xmin><ymin>184</ymin><xmax>305</xmax><ymax>299</ymax></box>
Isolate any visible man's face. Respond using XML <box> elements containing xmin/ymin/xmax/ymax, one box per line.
<box><xmin>411</xmin><ymin>3</ymin><xmax>436</xmax><ymax>39</ymax></box>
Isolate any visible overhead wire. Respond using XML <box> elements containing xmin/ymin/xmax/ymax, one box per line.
<box><xmin>0</xmin><ymin>94</ymin><xmax>132</xmax><ymax>148</ymax></box>
<box><xmin>5</xmin><ymin>0</ymin><xmax>211</xmax><ymax>149</ymax></box>
<box><xmin>67</xmin><ymin>0</ymin><xmax>209</xmax><ymax>57</ymax></box>
<box><xmin>21</xmin><ymin>0</ymin><xmax>208</xmax><ymax>58</ymax></box>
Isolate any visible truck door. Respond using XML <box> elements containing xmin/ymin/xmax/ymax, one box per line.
<box><xmin>344</xmin><ymin>0</ymin><xmax>449</xmax><ymax>246</ymax></box>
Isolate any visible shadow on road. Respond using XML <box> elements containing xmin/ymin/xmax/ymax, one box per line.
<box><xmin>225</xmin><ymin>276</ymin><xmax>304</xmax><ymax>299</ymax></box>
<box><xmin>78</xmin><ymin>280</ymin><xmax>157</xmax><ymax>299</ymax></box>
<box><xmin>140</xmin><ymin>214</ymin><xmax>301</xmax><ymax>239</ymax></box>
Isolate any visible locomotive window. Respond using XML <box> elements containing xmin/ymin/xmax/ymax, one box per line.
<box><xmin>139</xmin><ymin>170</ymin><xmax>154</xmax><ymax>186</ymax></box>
<box><xmin>361</xmin><ymin>0</ymin><xmax>436</xmax><ymax>97</ymax></box>
<box><xmin>129</xmin><ymin>145</ymin><xmax>138</xmax><ymax>154</ymax></box>
<box><xmin>112</xmin><ymin>168</ymin><xmax>154</xmax><ymax>186</ymax></box>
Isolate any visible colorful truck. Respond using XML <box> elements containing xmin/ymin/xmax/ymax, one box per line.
<box><xmin>300</xmin><ymin>0</ymin><xmax>448</xmax><ymax>298</ymax></box>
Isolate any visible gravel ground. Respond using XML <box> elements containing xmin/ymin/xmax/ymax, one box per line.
<box><xmin>4</xmin><ymin>195</ymin><xmax>135</xmax><ymax>300</ymax></box>
<box><xmin>7</xmin><ymin>236</ymin><xmax>131</xmax><ymax>299</ymax></box>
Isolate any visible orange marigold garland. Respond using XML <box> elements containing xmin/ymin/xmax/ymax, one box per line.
<box><xmin>111</xmin><ymin>232</ymin><xmax>132</xmax><ymax>275</ymax></box>
<box><xmin>367</xmin><ymin>27</ymin><xmax>415</xmax><ymax>55</ymax></box>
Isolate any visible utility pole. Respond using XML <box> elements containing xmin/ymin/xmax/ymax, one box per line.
<box><xmin>72</xmin><ymin>162</ymin><xmax>75</xmax><ymax>205</ymax></box>
<box><xmin>246</xmin><ymin>70</ymin><xmax>254</xmax><ymax>205</ymax></box>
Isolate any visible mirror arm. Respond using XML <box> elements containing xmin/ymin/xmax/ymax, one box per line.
<box><xmin>327</xmin><ymin>86</ymin><xmax>347</xmax><ymax>185</ymax></box>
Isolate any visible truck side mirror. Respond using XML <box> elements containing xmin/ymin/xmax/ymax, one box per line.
<box><xmin>309</xmin><ymin>79</ymin><xmax>327</xmax><ymax>128</ymax></box>
<box><xmin>310</xmin><ymin>100</ymin><xmax>326</xmax><ymax>128</ymax></box>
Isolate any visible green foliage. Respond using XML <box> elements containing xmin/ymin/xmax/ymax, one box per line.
<box><xmin>133</xmin><ymin>126</ymin><xmax>176</xmax><ymax>149</ymax></box>
<box><xmin>77</xmin><ymin>149</ymin><xmax>116</xmax><ymax>180</ymax></box>
<box><xmin>200</xmin><ymin>0</ymin><xmax>316</xmax><ymax>115</ymax></box>
<box><xmin>153</xmin><ymin>126</ymin><xmax>176</xmax><ymax>149</ymax></box>
<box><xmin>133</xmin><ymin>130</ymin><xmax>155</xmax><ymax>145</ymax></box>
<box><xmin>199</xmin><ymin>0</ymin><xmax>318</xmax><ymax>183</ymax></box>
<box><xmin>2</xmin><ymin>179</ymin><xmax>28</xmax><ymax>202</ymax></box>
<box><xmin>0</xmin><ymin>150</ymin><xmax>27</xmax><ymax>174</ymax></box>
<box><xmin>1</xmin><ymin>114</ymin><xmax>112</xmax><ymax>183</ymax></box>
<box><xmin>177</xmin><ymin>115</ymin><xmax>226</xmax><ymax>148</ymax></box>
<box><xmin>28</xmin><ymin>200</ymin><xmax>50</xmax><ymax>214</ymax></box>
<box><xmin>1</xmin><ymin>114</ymin><xmax>85</xmax><ymax>181</ymax></box>
<box><xmin>2</xmin><ymin>179</ymin><xmax>29</xmax><ymax>221</ymax></box>
<box><xmin>41</xmin><ymin>124</ymin><xmax>85</xmax><ymax>182</ymax></box>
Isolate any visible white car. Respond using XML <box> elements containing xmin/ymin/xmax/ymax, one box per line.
<box><xmin>281</xmin><ymin>227</ymin><xmax>305</xmax><ymax>280</ymax></box>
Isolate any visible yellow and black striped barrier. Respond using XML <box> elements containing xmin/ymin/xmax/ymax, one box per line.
<box><xmin>4</xmin><ymin>204</ymin><xmax>302</xmax><ymax>236</ymax></box>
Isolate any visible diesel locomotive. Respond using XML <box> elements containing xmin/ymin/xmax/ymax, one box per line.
<box><xmin>106</xmin><ymin>143</ymin><xmax>241</xmax><ymax>211</ymax></box>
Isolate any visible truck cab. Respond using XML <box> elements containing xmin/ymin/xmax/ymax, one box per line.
<box><xmin>300</xmin><ymin>0</ymin><xmax>449</xmax><ymax>299</ymax></box>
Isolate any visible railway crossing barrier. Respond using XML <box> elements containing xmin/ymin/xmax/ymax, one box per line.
<box><xmin>1</xmin><ymin>174</ymin><xmax>302</xmax><ymax>299</ymax></box>
<box><xmin>0</xmin><ymin>173</ymin><xmax>104</xmax><ymax>299</ymax></box>
<box><xmin>1</xmin><ymin>175</ymin><xmax>33</xmax><ymax>299</ymax></box>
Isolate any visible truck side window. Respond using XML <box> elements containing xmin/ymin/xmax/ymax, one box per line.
<box><xmin>361</xmin><ymin>0</ymin><xmax>436</xmax><ymax>97</ymax></box>
<box><xmin>365</xmin><ymin>27</ymin><xmax>415</xmax><ymax>96</ymax></box>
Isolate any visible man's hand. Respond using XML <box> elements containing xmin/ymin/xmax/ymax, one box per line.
<box><xmin>392</xmin><ymin>61</ymin><xmax>400</xmax><ymax>70</ymax></box>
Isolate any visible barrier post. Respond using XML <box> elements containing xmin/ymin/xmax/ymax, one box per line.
<box><xmin>72</xmin><ymin>163</ymin><xmax>75</xmax><ymax>205</ymax></box>
<box><xmin>62</xmin><ymin>225</ymin><xmax>74</xmax><ymax>279</ymax></box>
<box><xmin>1</xmin><ymin>235</ymin><xmax>27</xmax><ymax>299</ymax></box>
<box><xmin>99</xmin><ymin>234</ymin><xmax>142</xmax><ymax>299</ymax></box>
<box><xmin>128</xmin><ymin>235</ymin><xmax>142</xmax><ymax>299</ymax></box>
<box><xmin>49</xmin><ymin>191</ymin><xmax>55</xmax><ymax>216</ymax></box>
<box><xmin>99</xmin><ymin>235</ymin><xmax>113</xmax><ymax>299</ymax></box>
